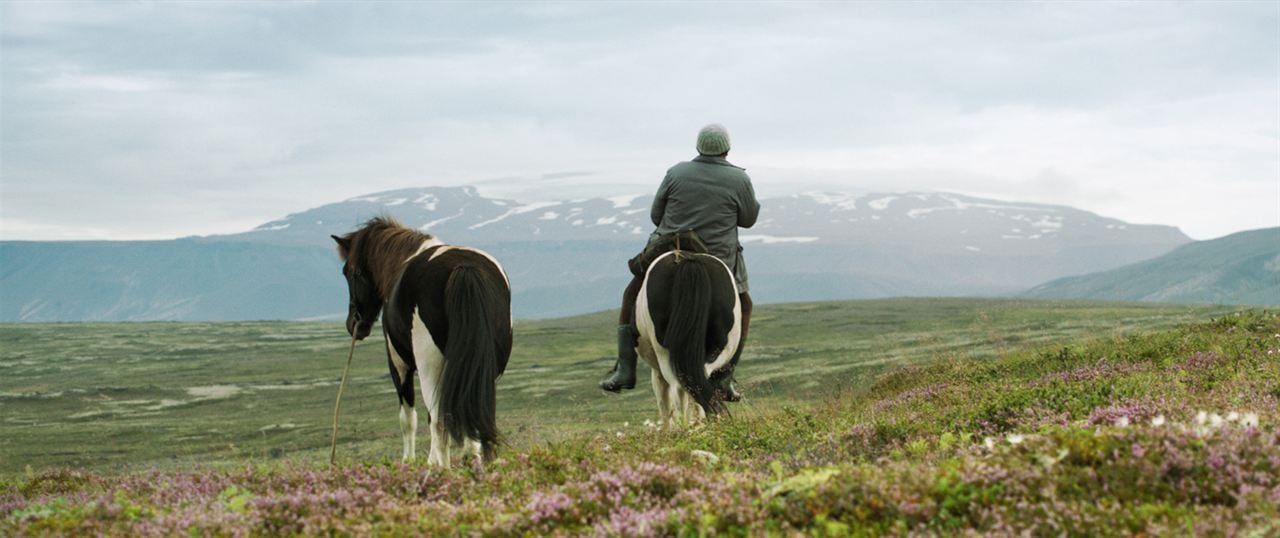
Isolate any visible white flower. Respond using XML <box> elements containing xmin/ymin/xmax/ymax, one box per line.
<box><xmin>623</xmin><ymin>421</ymin><xmax>630</xmax><ymax>428</ymax></box>
<box><xmin>1242</xmin><ymin>413</ymin><xmax>1260</xmax><ymax>428</ymax></box>
<box><xmin>1006</xmin><ymin>434</ymin><xmax>1025</xmax><ymax>445</ymax></box>
<box><xmin>1151</xmin><ymin>415</ymin><xmax>1166</xmax><ymax>427</ymax></box>
<box><xmin>690</xmin><ymin>450</ymin><xmax>720</xmax><ymax>465</ymax></box>
<box><xmin>1226</xmin><ymin>412</ymin><xmax>1240</xmax><ymax>422</ymax></box>
<box><xmin>1114</xmin><ymin>416</ymin><xmax>1130</xmax><ymax>428</ymax></box>
<box><xmin>1209</xmin><ymin>413</ymin><xmax>1224</xmax><ymax>428</ymax></box>
<box><xmin>983</xmin><ymin>437</ymin><xmax>996</xmax><ymax>450</ymax></box>
<box><xmin>615</xmin><ymin>431</ymin><xmax>625</xmax><ymax>438</ymax></box>
<box><xmin>1195</xmin><ymin>411</ymin><xmax>1209</xmax><ymax>425</ymax></box>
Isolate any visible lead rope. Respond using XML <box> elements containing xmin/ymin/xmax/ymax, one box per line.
<box><xmin>329</xmin><ymin>335</ymin><xmax>359</xmax><ymax>466</ymax></box>
<box><xmin>674</xmin><ymin>234</ymin><xmax>685</xmax><ymax>262</ymax></box>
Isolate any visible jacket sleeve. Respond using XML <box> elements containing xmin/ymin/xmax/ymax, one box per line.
<box><xmin>737</xmin><ymin>175</ymin><xmax>761</xmax><ymax>228</ymax></box>
<box><xmin>651</xmin><ymin>172</ymin><xmax>674</xmax><ymax>226</ymax></box>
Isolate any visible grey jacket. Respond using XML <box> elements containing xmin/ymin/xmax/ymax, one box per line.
<box><xmin>650</xmin><ymin>155</ymin><xmax>760</xmax><ymax>291</ymax></box>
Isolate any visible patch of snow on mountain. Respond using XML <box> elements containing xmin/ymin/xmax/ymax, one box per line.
<box><xmin>468</xmin><ymin>201</ymin><xmax>561</xmax><ymax>230</ymax></box>
<box><xmin>804</xmin><ymin>192</ymin><xmax>859</xmax><ymax>210</ymax></box>
<box><xmin>348</xmin><ymin>195</ymin><xmax>382</xmax><ymax>203</ymax></box>
<box><xmin>571</xmin><ymin>219</ymin><xmax>584</xmax><ymax>226</ymax></box>
<box><xmin>623</xmin><ymin>207</ymin><xmax>647</xmax><ymax>216</ymax></box>
<box><xmin>867</xmin><ymin>196</ymin><xmax>897</xmax><ymax>210</ymax></box>
<box><xmin>965</xmin><ymin>246</ymin><xmax>981</xmax><ymax>252</ymax></box>
<box><xmin>384</xmin><ymin>198</ymin><xmax>407</xmax><ymax>206</ymax></box>
<box><xmin>740</xmin><ymin>235</ymin><xmax>820</xmax><ymax>244</ymax></box>
<box><xmin>607</xmin><ymin>194</ymin><xmax>643</xmax><ymax>208</ymax></box>
<box><xmin>257</xmin><ymin>222</ymin><xmax>290</xmax><ymax>231</ymax></box>
<box><xmin>422</xmin><ymin>209</ymin><xmax>464</xmax><ymax>231</ymax></box>
<box><xmin>540</xmin><ymin>211</ymin><xmax>559</xmax><ymax>220</ymax></box>
<box><xmin>942</xmin><ymin>195</ymin><xmax>1057</xmax><ymax>214</ymax></box>
<box><xmin>414</xmin><ymin>193</ymin><xmax>438</xmax><ymax>210</ymax></box>
<box><xmin>597</xmin><ymin>216</ymin><xmax>618</xmax><ymax>225</ymax></box>
<box><xmin>1030</xmin><ymin>216</ymin><xmax>1063</xmax><ymax>230</ymax></box>
<box><xmin>631</xmin><ymin>226</ymin><xmax>645</xmax><ymax>234</ymax></box>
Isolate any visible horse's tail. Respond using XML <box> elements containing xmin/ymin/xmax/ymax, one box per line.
<box><xmin>440</xmin><ymin>264</ymin><xmax>501</xmax><ymax>460</ymax></box>
<box><xmin>664</xmin><ymin>256</ymin><xmax>725</xmax><ymax>416</ymax></box>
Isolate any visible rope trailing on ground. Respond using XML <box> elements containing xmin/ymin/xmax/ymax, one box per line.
<box><xmin>329</xmin><ymin>335</ymin><xmax>359</xmax><ymax>466</ymax></box>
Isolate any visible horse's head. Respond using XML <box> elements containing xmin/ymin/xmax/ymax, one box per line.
<box><xmin>332</xmin><ymin>233</ymin><xmax>382</xmax><ymax>341</ymax></box>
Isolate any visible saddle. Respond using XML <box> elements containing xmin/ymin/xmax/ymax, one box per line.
<box><xmin>627</xmin><ymin>230</ymin><xmax>710</xmax><ymax>277</ymax></box>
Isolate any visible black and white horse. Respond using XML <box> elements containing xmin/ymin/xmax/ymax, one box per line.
<box><xmin>332</xmin><ymin>217</ymin><xmax>511</xmax><ymax>467</ymax></box>
<box><xmin>634</xmin><ymin>231</ymin><xmax>742</xmax><ymax>426</ymax></box>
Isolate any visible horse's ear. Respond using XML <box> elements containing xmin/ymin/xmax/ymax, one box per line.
<box><xmin>331</xmin><ymin>234</ymin><xmax>350</xmax><ymax>258</ymax></box>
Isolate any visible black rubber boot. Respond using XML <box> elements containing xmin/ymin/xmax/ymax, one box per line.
<box><xmin>600</xmin><ymin>324</ymin><xmax>638</xmax><ymax>392</ymax></box>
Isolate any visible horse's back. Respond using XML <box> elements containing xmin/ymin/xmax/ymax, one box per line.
<box><xmin>644</xmin><ymin>252</ymin><xmax>737</xmax><ymax>355</ymax></box>
<box><xmin>384</xmin><ymin>246</ymin><xmax>512</xmax><ymax>372</ymax></box>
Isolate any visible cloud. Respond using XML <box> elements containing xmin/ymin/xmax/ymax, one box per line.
<box><xmin>2</xmin><ymin>1</ymin><xmax>1276</xmax><ymax>240</ymax></box>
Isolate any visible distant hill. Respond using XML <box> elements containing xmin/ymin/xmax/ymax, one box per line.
<box><xmin>1024</xmin><ymin>227</ymin><xmax>1280</xmax><ymax>305</ymax></box>
<box><xmin>0</xmin><ymin>240</ymin><xmax>342</xmax><ymax>322</ymax></box>
<box><xmin>0</xmin><ymin>186</ymin><xmax>1192</xmax><ymax>321</ymax></box>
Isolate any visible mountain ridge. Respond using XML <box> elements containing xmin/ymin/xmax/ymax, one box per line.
<box><xmin>1023</xmin><ymin>227</ymin><xmax>1280</xmax><ymax>305</ymax></box>
<box><xmin>2</xmin><ymin>185</ymin><xmax>1195</xmax><ymax>321</ymax></box>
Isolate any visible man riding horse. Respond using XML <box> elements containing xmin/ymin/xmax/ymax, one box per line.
<box><xmin>601</xmin><ymin>124</ymin><xmax>760</xmax><ymax>400</ymax></box>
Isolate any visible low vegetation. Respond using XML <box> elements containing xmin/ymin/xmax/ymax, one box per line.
<box><xmin>2</xmin><ymin>301</ymin><xmax>1277</xmax><ymax>535</ymax></box>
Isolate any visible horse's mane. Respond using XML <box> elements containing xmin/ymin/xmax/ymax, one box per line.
<box><xmin>337</xmin><ymin>216</ymin><xmax>435</xmax><ymax>298</ymax></box>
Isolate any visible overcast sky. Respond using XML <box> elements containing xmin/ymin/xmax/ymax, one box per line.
<box><xmin>2</xmin><ymin>1</ymin><xmax>1277</xmax><ymax>241</ymax></box>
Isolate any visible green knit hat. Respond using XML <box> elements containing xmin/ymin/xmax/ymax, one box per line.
<box><xmin>696</xmin><ymin>124</ymin><xmax>731</xmax><ymax>156</ymax></box>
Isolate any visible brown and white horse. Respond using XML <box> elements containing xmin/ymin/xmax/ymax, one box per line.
<box><xmin>332</xmin><ymin>217</ymin><xmax>511</xmax><ymax>467</ymax></box>
<box><xmin>633</xmin><ymin>231</ymin><xmax>742</xmax><ymax>426</ymax></box>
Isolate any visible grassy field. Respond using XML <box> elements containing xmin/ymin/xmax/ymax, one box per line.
<box><xmin>0</xmin><ymin>298</ymin><xmax>1231</xmax><ymax>475</ymax></box>
<box><xmin>3</xmin><ymin>299</ymin><xmax>1278</xmax><ymax>535</ymax></box>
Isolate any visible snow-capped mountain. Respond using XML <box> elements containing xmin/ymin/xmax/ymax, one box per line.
<box><xmin>227</xmin><ymin>186</ymin><xmax>1185</xmax><ymax>257</ymax></box>
<box><xmin>2</xmin><ymin>185</ymin><xmax>1191</xmax><ymax>321</ymax></box>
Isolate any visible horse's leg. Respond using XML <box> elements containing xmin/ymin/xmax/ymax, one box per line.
<box><xmin>399</xmin><ymin>404</ymin><xmax>417</xmax><ymax>462</ymax></box>
<box><xmin>654</xmin><ymin>347</ymin><xmax>683</xmax><ymax>428</ymax></box>
<box><xmin>681</xmin><ymin>389</ymin><xmax>695</xmax><ymax>425</ymax></box>
<box><xmin>667</xmin><ymin>383</ymin><xmax>684</xmax><ymax>428</ymax></box>
<box><xmin>650</xmin><ymin>367</ymin><xmax>670</xmax><ymax>427</ymax></box>
<box><xmin>410</xmin><ymin>308</ymin><xmax>449</xmax><ymax>468</ymax></box>
<box><xmin>387</xmin><ymin>333</ymin><xmax>417</xmax><ymax>463</ymax></box>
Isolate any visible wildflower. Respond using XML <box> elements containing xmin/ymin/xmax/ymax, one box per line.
<box><xmin>623</xmin><ymin>421</ymin><xmax>630</xmax><ymax>428</ymax></box>
<box><xmin>690</xmin><ymin>450</ymin><xmax>720</xmax><ymax>465</ymax></box>
<box><xmin>1227</xmin><ymin>411</ymin><xmax>1240</xmax><ymax>422</ymax></box>
<box><xmin>1195</xmin><ymin>411</ymin><xmax>1209</xmax><ymax>425</ymax></box>
<box><xmin>1242</xmin><ymin>413</ymin><xmax>1260</xmax><ymax>428</ymax></box>
<box><xmin>1209</xmin><ymin>413</ymin><xmax>1224</xmax><ymax>428</ymax></box>
<box><xmin>616</xmin><ymin>431</ymin><xmax>624</xmax><ymax>438</ymax></box>
<box><xmin>983</xmin><ymin>437</ymin><xmax>995</xmax><ymax>450</ymax></box>
<box><xmin>1151</xmin><ymin>415</ymin><xmax>1166</xmax><ymax>427</ymax></box>
<box><xmin>1006</xmin><ymin>434</ymin><xmax>1025</xmax><ymax>445</ymax></box>
<box><xmin>1114</xmin><ymin>416</ymin><xmax>1130</xmax><ymax>428</ymax></box>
